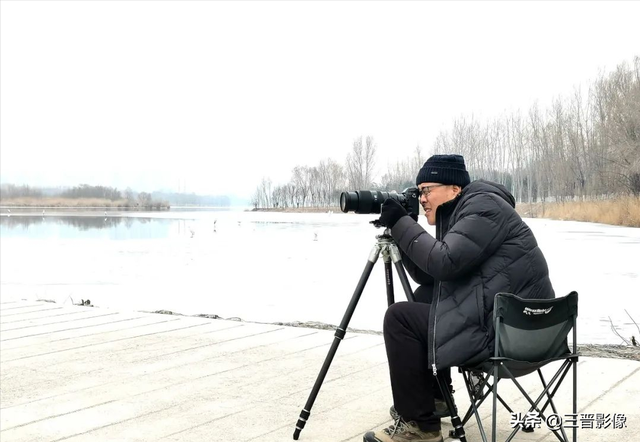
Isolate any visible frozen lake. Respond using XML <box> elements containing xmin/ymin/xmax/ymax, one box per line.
<box><xmin>1</xmin><ymin>209</ymin><xmax>639</xmax><ymax>345</ymax></box>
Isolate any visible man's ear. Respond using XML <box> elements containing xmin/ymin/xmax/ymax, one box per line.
<box><xmin>452</xmin><ymin>185</ymin><xmax>462</xmax><ymax>196</ymax></box>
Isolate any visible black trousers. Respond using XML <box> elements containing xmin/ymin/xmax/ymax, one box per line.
<box><xmin>383</xmin><ymin>301</ymin><xmax>451</xmax><ymax>432</ymax></box>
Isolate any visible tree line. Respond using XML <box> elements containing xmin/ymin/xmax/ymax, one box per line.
<box><xmin>1</xmin><ymin>184</ymin><xmax>44</xmax><ymax>199</ymax></box>
<box><xmin>61</xmin><ymin>184</ymin><xmax>123</xmax><ymax>200</ymax></box>
<box><xmin>432</xmin><ymin>56</ymin><xmax>640</xmax><ymax>202</ymax></box>
<box><xmin>0</xmin><ymin>183</ymin><xmax>168</xmax><ymax>209</ymax></box>
<box><xmin>251</xmin><ymin>136</ymin><xmax>423</xmax><ymax>209</ymax></box>
<box><xmin>252</xmin><ymin>56</ymin><xmax>639</xmax><ymax>209</ymax></box>
<box><xmin>1</xmin><ymin>184</ymin><xmax>237</xmax><ymax>208</ymax></box>
<box><xmin>1</xmin><ymin>183</ymin><xmax>128</xmax><ymax>200</ymax></box>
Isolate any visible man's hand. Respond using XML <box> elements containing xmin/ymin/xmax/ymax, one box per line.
<box><xmin>377</xmin><ymin>198</ymin><xmax>409</xmax><ymax>229</ymax></box>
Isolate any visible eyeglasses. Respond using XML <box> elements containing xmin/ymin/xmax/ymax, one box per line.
<box><xmin>419</xmin><ymin>184</ymin><xmax>447</xmax><ymax>197</ymax></box>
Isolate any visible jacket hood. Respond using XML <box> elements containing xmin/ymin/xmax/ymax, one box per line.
<box><xmin>461</xmin><ymin>179</ymin><xmax>516</xmax><ymax>208</ymax></box>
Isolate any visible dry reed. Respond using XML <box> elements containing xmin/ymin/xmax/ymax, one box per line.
<box><xmin>518</xmin><ymin>196</ymin><xmax>640</xmax><ymax>227</ymax></box>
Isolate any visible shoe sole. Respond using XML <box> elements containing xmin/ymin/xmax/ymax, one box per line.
<box><xmin>363</xmin><ymin>431</ymin><xmax>443</xmax><ymax>442</ymax></box>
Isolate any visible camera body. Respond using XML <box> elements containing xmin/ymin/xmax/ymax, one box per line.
<box><xmin>339</xmin><ymin>187</ymin><xmax>420</xmax><ymax>217</ymax></box>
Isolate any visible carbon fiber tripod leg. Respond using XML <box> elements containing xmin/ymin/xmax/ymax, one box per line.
<box><xmin>293</xmin><ymin>244</ymin><xmax>380</xmax><ymax>439</ymax></box>
<box><xmin>293</xmin><ymin>232</ymin><xmax>415</xmax><ymax>440</ymax></box>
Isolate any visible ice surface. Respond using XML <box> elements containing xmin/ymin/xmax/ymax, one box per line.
<box><xmin>1</xmin><ymin>210</ymin><xmax>638</xmax><ymax>344</ymax></box>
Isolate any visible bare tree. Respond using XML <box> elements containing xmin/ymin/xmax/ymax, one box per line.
<box><xmin>346</xmin><ymin>136</ymin><xmax>377</xmax><ymax>189</ymax></box>
<box><xmin>327</xmin><ymin>158</ymin><xmax>346</xmax><ymax>205</ymax></box>
<box><xmin>251</xmin><ymin>190</ymin><xmax>260</xmax><ymax>210</ymax></box>
<box><xmin>254</xmin><ymin>177</ymin><xmax>272</xmax><ymax>208</ymax></box>
<box><xmin>292</xmin><ymin>166</ymin><xmax>310</xmax><ymax>207</ymax></box>
<box><xmin>250</xmin><ymin>57</ymin><xmax>640</xmax><ymax>206</ymax></box>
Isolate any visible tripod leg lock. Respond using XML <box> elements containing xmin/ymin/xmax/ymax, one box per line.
<box><xmin>334</xmin><ymin>327</ymin><xmax>346</xmax><ymax>340</ymax></box>
<box><xmin>389</xmin><ymin>244</ymin><xmax>402</xmax><ymax>263</ymax></box>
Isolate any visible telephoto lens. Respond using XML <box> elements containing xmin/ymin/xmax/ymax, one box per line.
<box><xmin>340</xmin><ymin>187</ymin><xmax>420</xmax><ymax>216</ymax></box>
<box><xmin>340</xmin><ymin>190</ymin><xmax>398</xmax><ymax>214</ymax></box>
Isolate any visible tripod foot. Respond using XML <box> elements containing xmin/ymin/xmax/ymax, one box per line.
<box><xmin>293</xmin><ymin>408</ymin><xmax>310</xmax><ymax>439</ymax></box>
<box><xmin>449</xmin><ymin>414</ymin><xmax>467</xmax><ymax>442</ymax></box>
<box><xmin>449</xmin><ymin>429</ymin><xmax>468</xmax><ymax>441</ymax></box>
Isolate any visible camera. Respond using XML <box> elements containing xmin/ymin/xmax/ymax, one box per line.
<box><xmin>339</xmin><ymin>187</ymin><xmax>420</xmax><ymax>216</ymax></box>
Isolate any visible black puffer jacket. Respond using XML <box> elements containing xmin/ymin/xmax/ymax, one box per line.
<box><xmin>390</xmin><ymin>180</ymin><xmax>555</xmax><ymax>372</ymax></box>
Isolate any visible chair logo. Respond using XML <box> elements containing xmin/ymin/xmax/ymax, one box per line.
<box><xmin>523</xmin><ymin>306</ymin><xmax>553</xmax><ymax>315</ymax></box>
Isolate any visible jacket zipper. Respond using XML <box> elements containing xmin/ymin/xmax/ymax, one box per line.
<box><xmin>430</xmin><ymin>212</ymin><xmax>444</xmax><ymax>376</ymax></box>
<box><xmin>431</xmin><ymin>281</ymin><xmax>442</xmax><ymax>376</ymax></box>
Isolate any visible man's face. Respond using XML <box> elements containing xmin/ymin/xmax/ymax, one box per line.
<box><xmin>418</xmin><ymin>182</ymin><xmax>461</xmax><ymax>225</ymax></box>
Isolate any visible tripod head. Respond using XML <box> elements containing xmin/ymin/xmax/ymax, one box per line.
<box><xmin>367</xmin><ymin>219</ymin><xmax>394</xmax><ymax>243</ymax></box>
<box><xmin>375</xmin><ymin>226</ymin><xmax>392</xmax><ymax>238</ymax></box>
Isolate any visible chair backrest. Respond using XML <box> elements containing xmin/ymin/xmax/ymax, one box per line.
<box><xmin>493</xmin><ymin>291</ymin><xmax>578</xmax><ymax>362</ymax></box>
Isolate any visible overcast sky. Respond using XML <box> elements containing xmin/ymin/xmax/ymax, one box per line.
<box><xmin>1</xmin><ymin>1</ymin><xmax>638</xmax><ymax>199</ymax></box>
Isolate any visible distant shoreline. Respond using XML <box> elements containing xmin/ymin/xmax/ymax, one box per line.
<box><xmin>0</xmin><ymin>208</ymin><xmax>165</xmax><ymax>217</ymax></box>
<box><xmin>248</xmin><ymin>207</ymin><xmax>341</xmax><ymax>213</ymax></box>
<box><xmin>3</xmin><ymin>197</ymin><xmax>639</xmax><ymax>227</ymax></box>
<box><xmin>143</xmin><ymin>309</ymin><xmax>639</xmax><ymax>361</ymax></box>
<box><xmin>248</xmin><ymin>198</ymin><xmax>640</xmax><ymax>228</ymax></box>
<box><xmin>0</xmin><ymin>196</ymin><xmax>169</xmax><ymax>211</ymax></box>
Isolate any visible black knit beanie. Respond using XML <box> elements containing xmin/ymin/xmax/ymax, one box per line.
<box><xmin>415</xmin><ymin>154</ymin><xmax>470</xmax><ymax>187</ymax></box>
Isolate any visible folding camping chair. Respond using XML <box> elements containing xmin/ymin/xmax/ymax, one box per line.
<box><xmin>440</xmin><ymin>291</ymin><xmax>579</xmax><ymax>442</ymax></box>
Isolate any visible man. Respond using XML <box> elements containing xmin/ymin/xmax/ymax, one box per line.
<box><xmin>364</xmin><ymin>154</ymin><xmax>555</xmax><ymax>442</ymax></box>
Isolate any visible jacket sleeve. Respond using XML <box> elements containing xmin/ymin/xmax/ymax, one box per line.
<box><xmin>400</xmin><ymin>249</ymin><xmax>435</xmax><ymax>286</ymax></box>
<box><xmin>390</xmin><ymin>195</ymin><xmax>511</xmax><ymax>281</ymax></box>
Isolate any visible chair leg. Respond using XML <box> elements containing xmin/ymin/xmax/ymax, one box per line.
<box><xmin>573</xmin><ymin>357</ymin><xmax>578</xmax><ymax>442</ymax></box>
<box><xmin>501</xmin><ymin>363</ymin><xmax>572</xmax><ymax>442</ymax></box>
<box><xmin>477</xmin><ymin>374</ymin><xmax>516</xmax><ymax>415</ymax></box>
<box><xmin>461</xmin><ymin>370</ymin><xmax>489</xmax><ymax>442</ymax></box>
<box><xmin>461</xmin><ymin>361</ymin><xmax>577</xmax><ymax>442</ymax></box>
<box><xmin>492</xmin><ymin>362</ymin><xmax>499</xmax><ymax>442</ymax></box>
<box><xmin>461</xmin><ymin>371</ymin><xmax>486</xmax><ymax>426</ymax></box>
<box><xmin>538</xmin><ymin>370</ymin><xmax>570</xmax><ymax>442</ymax></box>
<box><xmin>460</xmin><ymin>372</ymin><xmax>512</xmax><ymax>428</ymax></box>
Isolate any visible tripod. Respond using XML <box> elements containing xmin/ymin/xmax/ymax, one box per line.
<box><xmin>292</xmin><ymin>229</ymin><xmax>412</xmax><ymax>440</ymax></box>
<box><xmin>292</xmin><ymin>229</ymin><xmax>468</xmax><ymax>441</ymax></box>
